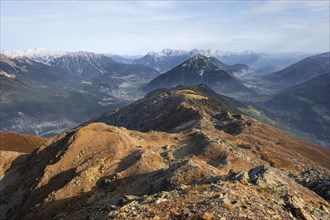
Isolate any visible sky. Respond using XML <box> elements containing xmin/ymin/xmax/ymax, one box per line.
<box><xmin>1</xmin><ymin>0</ymin><xmax>329</xmax><ymax>55</ymax></box>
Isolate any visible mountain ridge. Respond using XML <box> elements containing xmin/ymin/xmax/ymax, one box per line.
<box><xmin>143</xmin><ymin>55</ymin><xmax>256</xmax><ymax>98</ymax></box>
<box><xmin>1</xmin><ymin>85</ymin><xmax>329</xmax><ymax>219</ymax></box>
<box><xmin>260</xmin><ymin>73</ymin><xmax>330</xmax><ymax>146</ymax></box>
<box><xmin>263</xmin><ymin>52</ymin><xmax>330</xmax><ymax>87</ymax></box>
<box><xmin>0</xmin><ymin>52</ymin><xmax>159</xmax><ymax>137</ymax></box>
<box><xmin>132</xmin><ymin>48</ymin><xmax>312</xmax><ymax>73</ymax></box>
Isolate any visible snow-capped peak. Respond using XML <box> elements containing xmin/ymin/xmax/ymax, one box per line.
<box><xmin>191</xmin><ymin>49</ymin><xmax>235</xmax><ymax>58</ymax></box>
<box><xmin>143</xmin><ymin>48</ymin><xmax>259</xmax><ymax>61</ymax></box>
<box><xmin>0</xmin><ymin>71</ymin><xmax>16</xmax><ymax>79</ymax></box>
<box><xmin>3</xmin><ymin>49</ymin><xmax>109</xmax><ymax>65</ymax></box>
<box><xmin>146</xmin><ymin>51</ymin><xmax>161</xmax><ymax>57</ymax></box>
<box><xmin>3</xmin><ymin>48</ymin><xmax>67</xmax><ymax>59</ymax></box>
<box><xmin>64</xmin><ymin>51</ymin><xmax>105</xmax><ymax>59</ymax></box>
<box><xmin>241</xmin><ymin>50</ymin><xmax>257</xmax><ymax>55</ymax></box>
<box><xmin>161</xmin><ymin>48</ymin><xmax>189</xmax><ymax>56</ymax></box>
<box><xmin>181</xmin><ymin>54</ymin><xmax>215</xmax><ymax>71</ymax></box>
<box><xmin>147</xmin><ymin>49</ymin><xmax>190</xmax><ymax>58</ymax></box>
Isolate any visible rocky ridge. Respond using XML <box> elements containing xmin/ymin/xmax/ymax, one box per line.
<box><xmin>0</xmin><ymin>86</ymin><xmax>329</xmax><ymax>220</ymax></box>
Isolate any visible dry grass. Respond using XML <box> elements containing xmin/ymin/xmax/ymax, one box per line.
<box><xmin>176</xmin><ymin>90</ymin><xmax>208</xmax><ymax>100</ymax></box>
<box><xmin>0</xmin><ymin>132</ymin><xmax>46</xmax><ymax>153</ymax></box>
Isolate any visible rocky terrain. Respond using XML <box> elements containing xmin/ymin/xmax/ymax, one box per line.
<box><xmin>1</xmin><ymin>85</ymin><xmax>329</xmax><ymax>220</ymax></box>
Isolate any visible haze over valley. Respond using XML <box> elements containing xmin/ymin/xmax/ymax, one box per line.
<box><xmin>1</xmin><ymin>1</ymin><xmax>329</xmax><ymax>219</ymax></box>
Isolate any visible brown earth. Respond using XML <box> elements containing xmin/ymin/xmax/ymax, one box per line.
<box><xmin>0</xmin><ymin>85</ymin><xmax>329</xmax><ymax>220</ymax></box>
<box><xmin>0</xmin><ymin>151</ymin><xmax>27</xmax><ymax>176</ymax></box>
<box><xmin>0</xmin><ymin>132</ymin><xmax>46</xmax><ymax>177</ymax></box>
<box><xmin>0</xmin><ymin>132</ymin><xmax>46</xmax><ymax>153</ymax></box>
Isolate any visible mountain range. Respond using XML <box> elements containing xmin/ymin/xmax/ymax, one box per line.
<box><xmin>0</xmin><ymin>52</ymin><xmax>159</xmax><ymax>136</ymax></box>
<box><xmin>260</xmin><ymin>73</ymin><xmax>330</xmax><ymax>146</ymax></box>
<box><xmin>131</xmin><ymin>48</ymin><xmax>311</xmax><ymax>74</ymax></box>
<box><xmin>1</xmin><ymin>43</ymin><xmax>329</xmax><ymax>220</ymax></box>
<box><xmin>208</xmin><ymin>57</ymin><xmax>255</xmax><ymax>79</ymax></box>
<box><xmin>143</xmin><ymin>54</ymin><xmax>256</xmax><ymax>98</ymax></box>
<box><xmin>94</xmin><ymin>84</ymin><xmax>245</xmax><ymax>133</ymax></box>
<box><xmin>263</xmin><ymin>52</ymin><xmax>330</xmax><ymax>87</ymax></box>
<box><xmin>1</xmin><ymin>85</ymin><xmax>329</xmax><ymax>220</ymax></box>
<box><xmin>1</xmin><ymin>49</ymin><xmax>329</xmax><ymax>147</ymax></box>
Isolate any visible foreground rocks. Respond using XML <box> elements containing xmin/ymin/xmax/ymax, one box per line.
<box><xmin>0</xmin><ymin>123</ymin><xmax>328</xmax><ymax>220</ymax></box>
<box><xmin>290</xmin><ymin>168</ymin><xmax>330</xmax><ymax>202</ymax></box>
<box><xmin>1</xmin><ymin>86</ymin><xmax>329</xmax><ymax>219</ymax></box>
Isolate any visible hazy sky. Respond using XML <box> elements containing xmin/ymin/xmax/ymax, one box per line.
<box><xmin>1</xmin><ymin>0</ymin><xmax>329</xmax><ymax>55</ymax></box>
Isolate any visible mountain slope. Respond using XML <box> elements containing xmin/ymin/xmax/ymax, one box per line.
<box><xmin>0</xmin><ymin>61</ymin><xmax>123</xmax><ymax>137</ymax></box>
<box><xmin>2</xmin><ymin>51</ymin><xmax>160</xmax><ymax>89</ymax></box>
<box><xmin>0</xmin><ymin>52</ymin><xmax>159</xmax><ymax>137</ymax></box>
<box><xmin>143</xmin><ymin>54</ymin><xmax>256</xmax><ymax>97</ymax></box>
<box><xmin>209</xmin><ymin>57</ymin><xmax>255</xmax><ymax>78</ymax></box>
<box><xmin>95</xmin><ymin>84</ymin><xmax>246</xmax><ymax>134</ymax></box>
<box><xmin>263</xmin><ymin>52</ymin><xmax>330</xmax><ymax>87</ymax></box>
<box><xmin>0</xmin><ymin>132</ymin><xmax>46</xmax><ymax>153</ymax></box>
<box><xmin>48</xmin><ymin>52</ymin><xmax>159</xmax><ymax>81</ymax></box>
<box><xmin>0</xmin><ymin>132</ymin><xmax>46</xmax><ymax>176</ymax></box>
<box><xmin>94</xmin><ymin>84</ymin><xmax>329</xmax><ymax>170</ymax></box>
<box><xmin>132</xmin><ymin>49</ymin><xmax>191</xmax><ymax>73</ymax></box>
<box><xmin>132</xmin><ymin>49</ymin><xmax>310</xmax><ymax>73</ymax></box>
<box><xmin>260</xmin><ymin>73</ymin><xmax>330</xmax><ymax>145</ymax></box>
<box><xmin>1</xmin><ymin>86</ymin><xmax>329</xmax><ymax>220</ymax></box>
<box><xmin>1</xmin><ymin>54</ymin><xmax>77</xmax><ymax>87</ymax></box>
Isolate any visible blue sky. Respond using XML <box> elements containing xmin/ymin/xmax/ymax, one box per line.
<box><xmin>1</xmin><ymin>0</ymin><xmax>329</xmax><ymax>55</ymax></box>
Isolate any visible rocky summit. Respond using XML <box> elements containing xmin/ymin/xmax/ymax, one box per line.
<box><xmin>1</xmin><ymin>85</ymin><xmax>329</xmax><ymax>220</ymax></box>
<box><xmin>143</xmin><ymin>54</ymin><xmax>255</xmax><ymax>97</ymax></box>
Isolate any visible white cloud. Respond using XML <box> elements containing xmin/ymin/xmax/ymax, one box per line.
<box><xmin>1</xmin><ymin>1</ymin><xmax>329</xmax><ymax>54</ymax></box>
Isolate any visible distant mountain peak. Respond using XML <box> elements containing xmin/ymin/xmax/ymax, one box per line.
<box><xmin>181</xmin><ymin>54</ymin><xmax>218</xmax><ymax>71</ymax></box>
<box><xmin>134</xmin><ymin>48</ymin><xmax>269</xmax><ymax>73</ymax></box>
<box><xmin>3</xmin><ymin>48</ymin><xmax>67</xmax><ymax>59</ymax></box>
<box><xmin>95</xmin><ymin>84</ymin><xmax>242</xmax><ymax>133</ymax></box>
<box><xmin>146</xmin><ymin>49</ymin><xmax>189</xmax><ymax>58</ymax></box>
<box><xmin>192</xmin><ymin>53</ymin><xmax>207</xmax><ymax>60</ymax></box>
<box><xmin>61</xmin><ymin>51</ymin><xmax>108</xmax><ymax>62</ymax></box>
<box><xmin>165</xmin><ymin>48</ymin><xmax>189</xmax><ymax>56</ymax></box>
<box><xmin>143</xmin><ymin>54</ymin><xmax>255</xmax><ymax>96</ymax></box>
<box><xmin>3</xmin><ymin>49</ymin><xmax>111</xmax><ymax>61</ymax></box>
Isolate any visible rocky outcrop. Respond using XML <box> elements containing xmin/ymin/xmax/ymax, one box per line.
<box><xmin>290</xmin><ymin>168</ymin><xmax>330</xmax><ymax>202</ymax></box>
<box><xmin>1</xmin><ymin>86</ymin><xmax>329</xmax><ymax>220</ymax></box>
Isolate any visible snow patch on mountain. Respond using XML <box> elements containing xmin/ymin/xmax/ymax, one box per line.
<box><xmin>4</xmin><ymin>48</ymin><xmax>67</xmax><ymax>65</ymax></box>
<box><xmin>143</xmin><ymin>49</ymin><xmax>259</xmax><ymax>60</ymax></box>
<box><xmin>0</xmin><ymin>71</ymin><xmax>16</xmax><ymax>78</ymax></box>
<box><xmin>147</xmin><ymin>49</ymin><xmax>190</xmax><ymax>57</ymax></box>
<box><xmin>3</xmin><ymin>49</ymin><xmax>110</xmax><ymax>66</ymax></box>
<box><xmin>4</xmin><ymin>48</ymin><xmax>67</xmax><ymax>58</ymax></box>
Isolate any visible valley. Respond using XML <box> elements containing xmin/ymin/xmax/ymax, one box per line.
<box><xmin>1</xmin><ymin>49</ymin><xmax>329</xmax><ymax>147</ymax></box>
<box><xmin>1</xmin><ymin>85</ymin><xmax>329</xmax><ymax>219</ymax></box>
<box><xmin>2</xmin><ymin>1</ymin><xmax>330</xmax><ymax>219</ymax></box>
<box><xmin>0</xmin><ymin>51</ymin><xmax>159</xmax><ymax>137</ymax></box>
<box><xmin>1</xmin><ymin>1</ymin><xmax>329</xmax><ymax>219</ymax></box>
